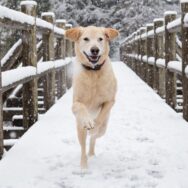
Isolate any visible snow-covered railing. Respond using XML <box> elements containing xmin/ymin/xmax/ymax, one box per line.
<box><xmin>0</xmin><ymin>4</ymin><xmax>65</xmax><ymax>37</ymax></box>
<box><xmin>0</xmin><ymin>1</ymin><xmax>75</xmax><ymax>158</ymax></box>
<box><xmin>2</xmin><ymin>59</ymin><xmax>72</xmax><ymax>93</ymax></box>
<box><xmin>1</xmin><ymin>39</ymin><xmax>23</xmax><ymax>71</ymax></box>
<box><xmin>120</xmin><ymin>0</ymin><xmax>188</xmax><ymax>123</ymax></box>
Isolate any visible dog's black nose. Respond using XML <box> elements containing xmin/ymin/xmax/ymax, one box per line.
<box><xmin>90</xmin><ymin>47</ymin><xmax>99</xmax><ymax>55</ymax></box>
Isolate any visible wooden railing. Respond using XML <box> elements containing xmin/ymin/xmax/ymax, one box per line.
<box><xmin>0</xmin><ymin>1</ymin><xmax>74</xmax><ymax>158</ymax></box>
<box><xmin>120</xmin><ymin>0</ymin><xmax>188</xmax><ymax>123</ymax></box>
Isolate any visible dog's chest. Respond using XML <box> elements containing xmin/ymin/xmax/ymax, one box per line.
<box><xmin>74</xmin><ymin>71</ymin><xmax>115</xmax><ymax>106</ymax></box>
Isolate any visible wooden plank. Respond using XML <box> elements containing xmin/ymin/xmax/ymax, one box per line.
<box><xmin>42</xmin><ymin>13</ymin><xmax>55</xmax><ymax>111</ymax></box>
<box><xmin>140</xmin><ymin>27</ymin><xmax>146</xmax><ymax>81</ymax></box>
<box><xmin>154</xmin><ymin>19</ymin><xmax>164</xmax><ymax>94</ymax></box>
<box><xmin>146</xmin><ymin>24</ymin><xmax>154</xmax><ymax>87</ymax></box>
<box><xmin>56</xmin><ymin>20</ymin><xmax>67</xmax><ymax>99</ymax></box>
<box><xmin>65</xmin><ymin>24</ymin><xmax>73</xmax><ymax>89</ymax></box>
<box><xmin>181</xmin><ymin>1</ymin><xmax>188</xmax><ymax>121</ymax></box>
<box><xmin>1</xmin><ymin>39</ymin><xmax>23</xmax><ymax>71</ymax></box>
<box><xmin>21</xmin><ymin>2</ymin><xmax>38</xmax><ymax>129</ymax></box>
<box><xmin>165</xmin><ymin>12</ymin><xmax>177</xmax><ymax>109</ymax></box>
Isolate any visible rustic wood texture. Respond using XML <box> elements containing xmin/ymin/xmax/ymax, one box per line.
<box><xmin>42</xmin><ymin>13</ymin><xmax>55</xmax><ymax>111</ymax></box>
<box><xmin>181</xmin><ymin>2</ymin><xmax>188</xmax><ymax>120</ymax></box>
<box><xmin>140</xmin><ymin>28</ymin><xmax>146</xmax><ymax>80</ymax></box>
<box><xmin>154</xmin><ymin>19</ymin><xmax>164</xmax><ymax>94</ymax></box>
<box><xmin>146</xmin><ymin>24</ymin><xmax>154</xmax><ymax>87</ymax></box>
<box><xmin>156</xmin><ymin>21</ymin><xmax>166</xmax><ymax>98</ymax></box>
<box><xmin>2</xmin><ymin>40</ymin><xmax>23</xmax><ymax>71</ymax></box>
<box><xmin>65</xmin><ymin>24</ymin><xmax>73</xmax><ymax>89</ymax></box>
<box><xmin>56</xmin><ymin>21</ymin><xmax>67</xmax><ymax>99</ymax></box>
<box><xmin>165</xmin><ymin>13</ymin><xmax>177</xmax><ymax>109</ymax></box>
<box><xmin>21</xmin><ymin>2</ymin><xmax>38</xmax><ymax>129</ymax></box>
<box><xmin>0</xmin><ymin>61</ymin><xmax>3</xmax><ymax>158</ymax></box>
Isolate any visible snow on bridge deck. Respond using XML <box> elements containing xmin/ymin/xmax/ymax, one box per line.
<box><xmin>0</xmin><ymin>62</ymin><xmax>188</xmax><ymax>188</ymax></box>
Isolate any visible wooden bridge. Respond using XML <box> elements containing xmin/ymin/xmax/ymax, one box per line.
<box><xmin>120</xmin><ymin>1</ymin><xmax>188</xmax><ymax>123</ymax></box>
<box><xmin>1</xmin><ymin>0</ymin><xmax>188</xmax><ymax>188</ymax></box>
<box><xmin>0</xmin><ymin>1</ymin><xmax>74</xmax><ymax>157</ymax></box>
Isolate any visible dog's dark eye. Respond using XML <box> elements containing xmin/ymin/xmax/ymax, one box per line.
<box><xmin>98</xmin><ymin>37</ymin><xmax>103</xmax><ymax>41</ymax></box>
<box><xmin>83</xmin><ymin>37</ymin><xmax>89</xmax><ymax>42</ymax></box>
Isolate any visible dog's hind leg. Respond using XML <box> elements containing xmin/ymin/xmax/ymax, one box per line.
<box><xmin>77</xmin><ymin>125</ymin><xmax>88</xmax><ymax>169</ymax></box>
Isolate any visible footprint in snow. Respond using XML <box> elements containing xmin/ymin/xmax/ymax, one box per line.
<box><xmin>147</xmin><ymin>170</ymin><xmax>163</xmax><ymax>179</ymax></box>
<box><xmin>136</xmin><ymin>136</ymin><xmax>153</xmax><ymax>143</ymax></box>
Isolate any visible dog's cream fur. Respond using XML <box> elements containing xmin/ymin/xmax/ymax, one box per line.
<box><xmin>65</xmin><ymin>26</ymin><xmax>119</xmax><ymax>169</ymax></box>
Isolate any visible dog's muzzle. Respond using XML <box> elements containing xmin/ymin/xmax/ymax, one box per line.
<box><xmin>83</xmin><ymin>51</ymin><xmax>101</xmax><ymax>64</ymax></box>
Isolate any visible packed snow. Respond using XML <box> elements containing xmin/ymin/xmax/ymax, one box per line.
<box><xmin>0</xmin><ymin>5</ymin><xmax>35</xmax><ymax>25</ymax></box>
<box><xmin>156</xmin><ymin>58</ymin><xmax>165</xmax><ymax>68</ymax></box>
<box><xmin>1</xmin><ymin>39</ymin><xmax>22</xmax><ymax>66</ymax></box>
<box><xmin>167</xmin><ymin>61</ymin><xmax>182</xmax><ymax>74</ymax></box>
<box><xmin>2</xmin><ymin>66</ymin><xmax>36</xmax><ymax>87</ymax></box>
<box><xmin>0</xmin><ymin>62</ymin><xmax>188</xmax><ymax>188</ymax></box>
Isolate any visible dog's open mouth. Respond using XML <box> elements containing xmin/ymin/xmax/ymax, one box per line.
<box><xmin>83</xmin><ymin>51</ymin><xmax>100</xmax><ymax>64</ymax></box>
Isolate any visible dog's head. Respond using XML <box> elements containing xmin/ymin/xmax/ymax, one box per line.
<box><xmin>65</xmin><ymin>26</ymin><xmax>119</xmax><ymax>67</ymax></box>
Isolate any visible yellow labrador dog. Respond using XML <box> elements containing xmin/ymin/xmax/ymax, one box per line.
<box><xmin>65</xmin><ymin>26</ymin><xmax>119</xmax><ymax>169</ymax></box>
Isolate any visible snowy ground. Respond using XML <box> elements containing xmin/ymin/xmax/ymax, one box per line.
<box><xmin>0</xmin><ymin>62</ymin><xmax>188</xmax><ymax>188</ymax></box>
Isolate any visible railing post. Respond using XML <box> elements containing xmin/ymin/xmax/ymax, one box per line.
<box><xmin>42</xmin><ymin>12</ymin><xmax>55</xmax><ymax>110</ymax></box>
<box><xmin>140</xmin><ymin>27</ymin><xmax>146</xmax><ymax>80</ymax></box>
<box><xmin>56</xmin><ymin>19</ymin><xmax>67</xmax><ymax>98</ymax></box>
<box><xmin>65</xmin><ymin>23</ymin><xmax>73</xmax><ymax>89</ymax></box>
<box><xmin>130</xmin><ymin>33</ymin><xmax>136</xmax><ymax>72</ymax></box>
<box><xmin>154</xmin><ymin>18</ymin><xmax>165</xmax><ymax>97</ymax></box>
<box><xmin>137</xmin><ymin>30</ymin><xmax>141</xmax><ymax>76</ymax></box>
<box><xmin>0</xmin><ymin>57</ymin><xmax>3</xmax><ymax>158</ymax></box>
<box><xmin>164</xmin><ymin>11</ymin><xmax>177</xmax><ymax>109</ymax></box>
<box><xmin>181</xmin><ymin>1</ymin><xmax>188</xmax><ymax>120</ymax></box>
<box><xmin>21</xmin><ymin>1</ymin><xmax>38</xmax><ymax>129</ymax></box>
<box><xmin>146</xmin><ymin>23</ymin><xmax>154</xmax><ymax>87</ymax></box>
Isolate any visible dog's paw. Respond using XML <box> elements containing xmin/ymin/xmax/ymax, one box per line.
<box><xmin>81</xmin><ymin>117</ymin><xmax>94</xmax><ymax>130</ymax></box>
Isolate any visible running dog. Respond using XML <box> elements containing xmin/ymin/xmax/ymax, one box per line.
<box><xmin>65</xmin><ymin>26</ymin><xmax>119</xmax><ymax>169</ymax></box>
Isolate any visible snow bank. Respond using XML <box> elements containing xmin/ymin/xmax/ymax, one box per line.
<box><xmin>20</xmin><ymin>1</ymin><xmax>37</xmax><ymax>6</ymax></box>
<box><xmin>164</xmin><ymin>11</ymin><xmax>177</xmax><ymax>16</ymax></box>
<box><xmin>142</xmin><ymin>55</ymin><xmax>147</xmax><ymax>63</ymax></box>
<box><xmin>167</xmin><ymin>17</ymin><xmax>181</xmax><ymax>31</ymax></box>
<box><xmin>36</xmin><ymin>18</ymin><xmax>53</xmax><ymax>30</ymax></box>
<box><xmin>184</xmin><ymin>65</ymin><xmax>188</xmax><ymax>78</ymax></box>
<box><xmin>37</xmin><ymin>59</ymin><xmax>72</xmax><ymax>74</ymax></box>
<box><xmin>156</xmin><ymin>58</ymin><xmax>165</xmax><ymax>68</ymax></box>
<box><xmin>1</xmin><ymin>39</ymin><xmax>22</xmax><ymax>66</ymax></box>
<box><xmin>147</xmin><ymin>30</ymin><xmax>154</xmax><ymax>38</ymax></box>
<box><xmin>56</xmin><ymin>19</ymin><xmax>66</xmax><ymax>24</ymax></box>
<box><xmin>183</xmin><ymin>13</ymin><xmax>188</xmax><ymax>27</ymax></box>
<box><xmin>156</xmin><ymin>25</ymin><xmax>165</xmax><ymax>35</ymax></box>
<box><xmin>0</xmin><ymin>5</ymin><xmax>34</xmax><ymax>25</ymax></box>
<box><xmin>148</xmin><ymin>57</ymin><xmax>155</xmax><ymax>65</ymax></box>
<box><xmin>41</xmin><ymin>12</ymin><xmax>55</xmax><ymax>18</ymax></box>
<box><xmin>2</xmin><ymin>66</ymin><xmax>36</xmax><ymax>87</ymax></box>
<box><xmin>181</xmin><ymin>0</ymin><xmax>188</xmax><ymax>3</ymax></box>
<box><xmin>54</xmin><ymin>26</ymin><xmax>65</xmax><ymax>35</ymax></box>
<box><xmin>37</xmin><ymin>61</ymin><xmax>54</xmax><ymax>74</ymax></box>
<box><xmin>176</xmin><ymin>36</ymin><xmax>182</xmax><ymax>48</ymax></box>
<box><xmin>167</xmin><ymin>61</ymin><xmax>182</xmax><ymax>74</ymax></box>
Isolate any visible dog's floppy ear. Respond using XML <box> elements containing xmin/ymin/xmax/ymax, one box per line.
<box><xmin>65</xmin><ymin>27</ymin><xmax>82</xmax><ymax>42</ymax></box>
<box><xmin>105</xmin><ymin>28</ymin><xmax>119</xmax><ymax>41</ymax></box>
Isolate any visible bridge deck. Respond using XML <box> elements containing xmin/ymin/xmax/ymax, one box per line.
<box><xmin>0</xmin><ymin>62</ymin><xmax>188</xmax><ymax>188</ymax></box>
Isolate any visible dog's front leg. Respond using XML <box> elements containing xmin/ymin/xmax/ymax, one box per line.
<box><xmin>95</xmin><ymin>100</ymin><xmax>115</xmax><ymax>129</ymax></box>
<box><xmin>72</xmin><ymin>101</ymin><xmax>94</xmax><ymax>130</ymax></box>
<box><xmin>72</xmin><ymin>101</ymin><xmax>94</xmax><ymax>169</ymax></box>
